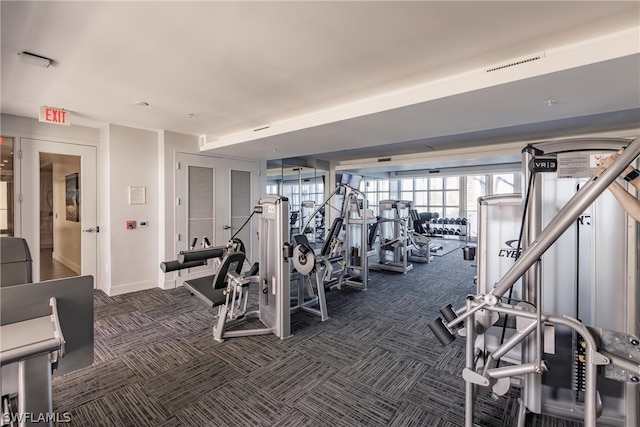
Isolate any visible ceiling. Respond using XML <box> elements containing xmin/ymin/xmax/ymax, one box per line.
<box><xmin>2</xmin><ymin>1</ymin><xmax>639</xmax><ymax>174</ymax></box>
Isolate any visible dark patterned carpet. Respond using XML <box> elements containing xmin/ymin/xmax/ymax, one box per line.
<box><xmin>52</xmin><ymin>247</ymin><xmax>582</xmax><ymax>427</ymax></box>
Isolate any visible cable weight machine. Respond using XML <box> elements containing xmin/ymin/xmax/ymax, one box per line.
<box><xmin>429</xmin><ymin>136</ymin><xmax>640</xmax><ymax>427</ymax></box>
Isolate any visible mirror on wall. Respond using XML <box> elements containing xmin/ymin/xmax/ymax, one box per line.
<box><xmin>266</xmin><ymin>158</ymin><xmax>328</xmax><ymax>242</ymax></box>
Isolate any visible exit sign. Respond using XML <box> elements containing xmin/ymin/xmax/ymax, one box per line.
<box><xmin>39</xmin><ymin>106</ymin><xmax>70</xmax><ymax>126</ymax></box>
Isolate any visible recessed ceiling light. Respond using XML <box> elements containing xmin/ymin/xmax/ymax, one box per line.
<box><xmin>544</xmin><ymin>99</ymin><xmax>556</xmax><ymax>106</ymax></box>
<box><xmin>134</xmin><ymin>101</ymin><xmax>149</xmax><ymax>107</ymax></box>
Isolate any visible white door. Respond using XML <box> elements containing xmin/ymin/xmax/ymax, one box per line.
<box><xmin>175</xmin><ymin>153</ymin><xmax>220</xmax><ymax>287</ymax></box>
<box><xmin>220</xmin><ymin>159</ymin><xmax>259</xmax><ymax>265</ymax></box>
<box><xmin>20</xmin><ymin>138</ymin><xmax>98</xmax><ymax>284</ymax></box>
<box><xmin>175</xmin><ymin>154</ymin><xmax>259</xmax><ymax>286</ymax></box>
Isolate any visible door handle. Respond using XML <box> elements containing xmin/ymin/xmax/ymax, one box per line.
<box><xmin>223</xmin><ymin>225</ymin><xmax>232</xmax><ymax>230</ymax></box>
<box><xmin>82</xmin><ymin>227</ymin><xmax>95</xmax><ymax>233</ymax></box>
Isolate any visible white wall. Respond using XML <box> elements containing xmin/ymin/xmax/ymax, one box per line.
<box><xmin>2</xmin><ymin>114</ymin><xmax>264</xmax><ymax>296</ymax></box>
<box><xmin>98</xmin><ymin>125</ymin><xmax>111</xmax><ymax>291</ymax></box>
<box><xmin>52</xmin><ymin>156</ymin><xmax>81</xmax><ymax>273</ymax></box>
<box><xmin>104</xmin><ymin>124</ymin><xmax>160</xmax><ymax>295</ymax></box>
<box><xmin>1</xmin><ymin>114</ymin><xmax>101</xmax><ymax>144</ymax></box>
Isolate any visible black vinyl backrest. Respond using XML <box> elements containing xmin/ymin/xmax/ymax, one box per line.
<box><xmin>321</xmin><ymin>217</ymin><xmax>343</xmax><ymax>256</ymax></box>
<box><xmin>367</xmin><ymin>221</ymin><xmax>379</xmax><ymax>249</ymax></box>
<box><xmin>212</xmin><ymin>252</ymin><xmax>246</xmax><ymax>290</ymax></box>
<box><xmin>420</xmin><ymin>211</ymin><xmax>438</xmax><ymax>222</ymax></box>
<box><xmin>290</xmin><ymin>211</ymin><xmax>299</xmax><ymax>226</ymax></box>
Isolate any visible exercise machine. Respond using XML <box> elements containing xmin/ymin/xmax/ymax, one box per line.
<box><xmin>369</xmin><ymin>200</ymin><xmax>414</xmax><ymax>274</ymax></box>
<box><xmin>300</xmin><ymin>200</ymin><xmax>318</xmax><ymax>242</ymax></box>
<box><xmin>1</xmin><ymin>237</ymin><xmax>93</xmax><ymax>427</ymax></box>
<box><xmin>410</xmin><ymin>210</ymin><xmax>439</xmax><ymax>236</ymax></box>
<box><xmin>162</xmin><ymin>195</ymin><xmax>292</xmax><ymax>341</ymax></box>
<box><xmin>429</xmin><ymin>136</ymin><xmax>640</xmax><ymax>426</ymax></box>
<box><xmin>342</xmin><ymin>186</ymin><xmax>374</xmax><ymax>289</ymax></box>
<box><xmin>162</xmin><ymin>195</ymin><xmax>332</xmax><ymax>342</ymax></box>
<box><xmin>291</xmin><ymin>234</ymin><xmax>330</xmax><ymax>321</ymax></box>
<box><xmin>298</xmin><ymin>182</ymin><xmax>374</xmax><ymax>291</ymax></box>
<box><xmin>407</xmin><ymin>207</ymin><xmax>432</xmax><ymax>263</ymax></box>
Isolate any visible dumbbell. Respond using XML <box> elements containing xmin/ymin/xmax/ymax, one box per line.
<box><xmin>461</xmin><ymin>218</ymin><xmax>467</xmax><ymax>225</ymax></box>
<box><xmin>438</xmin><ymin>218</ymin><xmax>443</xmax><ymax>224</ymax></box>
<box><xmin>455</xmin><ymin>218</ymin><xmax>461</xmax><ymax>224</ymax></box>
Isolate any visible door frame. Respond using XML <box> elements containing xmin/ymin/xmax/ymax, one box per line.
<box><xmin>20</xmin><ymin>138</ymin><xmax>98</xmax><ymax>284</ymax></box>
<box><xmin>221</xmin><ymin>158</ymin><xmax>259</xmax><ymax>265</ymax></box>
<box><xmin>173</xmin><ymin>153</ymin><xmax>259</xmax><ymax>287</ymax></box>
<box><xmin>174</xmin><ymin>152</ymin><xmax>220</xmax><ymax>287</ymax></box>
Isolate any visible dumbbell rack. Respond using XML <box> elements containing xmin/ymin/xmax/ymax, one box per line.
<box><xmin>430</xmin><ymin>218</ymin><xmax>470</xmax><ymax>242</ymax></box>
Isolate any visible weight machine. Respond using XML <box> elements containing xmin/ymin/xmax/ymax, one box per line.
<box><xmin>161</xmin><ymin>195</ymin><xmax>331</xmax><ymax>342</ymax></box>
<box><xmin>369</xmin><ymin>200</ymin><xmax>414</xmax><ymax>274</ymax></box>
<box><xmin>407</xmin><ymin>207</ymin><xmax>432</xmax><ymax>263</ymax></box>
<box><xmin>429</xmin><ymin>136</ymin><xmax>640</xmax><ymax>427</ymax></box>
<box><xmin>300</xmin><ymin>200</ymin><xmax>319</xmax><ymax>242</ymax></box>
<box><xmin>296</xmin><ymin>182</ymin><xmax>374</xmax><ymax>292</ymax></box>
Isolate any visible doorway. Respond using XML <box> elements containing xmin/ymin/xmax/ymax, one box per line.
<box><xmin>21</xmin><ymin>138</ymin><xmax>97</xmax><ymax>284</ymax></box>
<box><xmin>174</xmin><ymin>153</ymin><xmax>258</xmax><ymax>286</ymax></box>
<box><xmin>224</xmin><ymin>160</ymin><xmax>258</xmax><ymax>264</ymax></box>
<box><xmin>39</xmin><ymin>153</ymin><xmax>81</xmax><ymax>281</ymax></box>
<box><xmin>175</xmin><ymin>153</ymin><xmax>219</xmax><ymax>287</ymax></box>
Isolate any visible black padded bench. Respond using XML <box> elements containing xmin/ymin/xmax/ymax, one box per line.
<box><xmin>182</xmin><ymin>252</ymin><xmax>246</xmax><ymax>308</ymax></box>
<box><xmin>183</xmin><ymin>275</ymin><xmax>226</xmax><ymax>308</ymax></box>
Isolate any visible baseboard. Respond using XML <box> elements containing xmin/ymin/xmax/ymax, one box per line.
<box><xmin>52</xmin><ymin>251</ymin><xmax>81</xmax><ymax>274</ymax></box>
<box><xmin>160</xmin><ymin>278</ymin><xmax>177</xmax><ymax>290</ymax></box>
<box><xmin>106</xmin><ymin>279</ymin><xmax>156</xmax><ymax>296</ymax></box>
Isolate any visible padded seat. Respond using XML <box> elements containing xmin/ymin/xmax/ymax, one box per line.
<box><xmin>183</xmin><ymin>275</ymin><xmax>226</xmax><ymax>307</ymax></box>
<box><xmin>183</xmin><ymin>252</ymin><xmax>246</xmax><ymax>308</ymax></box>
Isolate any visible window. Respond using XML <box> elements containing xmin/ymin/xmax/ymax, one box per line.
<box><xmin>466</xmin><ymin>175</ymin><xmax>486</xmax><ymax>239</ymax></box>
<box><xmin>400</xmin><ymin>178</ymin><xmax>413</xmax><ymax>201</ymax></box>
<box><xmin>335</xmin><ymin>171</ymin><xmax>520</xmax><ymax>242</ymax></box>
<box><xmin>493</xmin><ymin>174</ymin><xmax>515</xmax><ymax>194</ymax></box>
<box><xmin>266</xmin><ymin>183</ymin><xmax>279</xmax><ymax>195</ymax></box>
<box><xmin>278</xmin><ymin>176</ymin><xmax>325</xmax><ymax>229</ymax></box>
<box><xmin>362</xmin><ymin>178</ymin><xmax>390</xmax><ymax>216</ymax></box>
<box><xmin>425</xmin><ymin>177</ymin><xmax>461</xmax><ymax>218</ymax></box>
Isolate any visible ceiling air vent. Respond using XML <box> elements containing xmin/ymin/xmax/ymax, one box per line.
<box><xmin>378</xmin><ymin>157</ymin><xmax>392</xmax><ymax>162</ymax></box>
<box><xmin>486</xmin><ymin>55</ymin><xmax>541</xmax><ymax>73</ymax></box>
